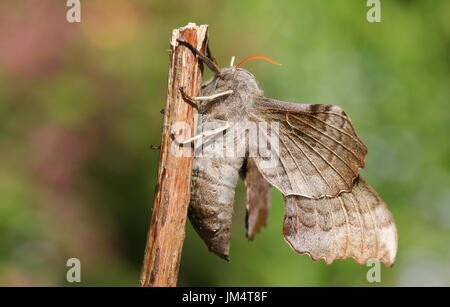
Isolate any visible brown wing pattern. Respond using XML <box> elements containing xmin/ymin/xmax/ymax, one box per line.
<box><xmin>283</xmin><ymin>177</ymin><xmax>397</xmax><ymax>267</ymax></box>
<box><xmin>244</xmin><ymin>158</ymin><xmax>272</xmax><ymax>239</ymax></box>
<box><xmin>250</xmin><ymin>97</ymin><xmax>367</xmax><ymax>198</ymax></box>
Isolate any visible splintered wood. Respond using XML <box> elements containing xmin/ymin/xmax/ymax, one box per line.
<box><xmin>140</xmin><ymin>23</ymin><xmax>208</xmax><ymax>287</ymax></box>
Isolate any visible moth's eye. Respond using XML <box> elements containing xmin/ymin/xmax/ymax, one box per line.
<box><xmin>220</xmin><ymin>74</ymin><xmax>232</xmax><ymax>81</ymax></box>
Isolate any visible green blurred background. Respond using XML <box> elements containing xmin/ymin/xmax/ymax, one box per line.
<box><xmin>0</xmin><ymin>0</ymin><xmax>449</xmax><ymax>286</ymax></box>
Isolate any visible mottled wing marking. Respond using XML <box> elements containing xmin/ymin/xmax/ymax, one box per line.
<box><xmin>283</xmin><ymin>177</ymin><xmax>397</xmax><ymax>267</ymax></box>
<box><xmin>251</xmin><ymin>96</ymin><xmax>367</xmax><ymax>198</ymax></box>
<box><xmin>244</xmin><ymin>158</ymin><xmax>272</xmax><ymax>239</ymax></box>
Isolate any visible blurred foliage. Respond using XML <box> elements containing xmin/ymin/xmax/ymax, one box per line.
<box><xmin>0</xmin><ymin>0</ymin><xmax>449</xmax><ymax>286</ymax></box>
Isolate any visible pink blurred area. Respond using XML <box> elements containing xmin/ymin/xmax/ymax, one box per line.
<box><xmin>0</xmin><ymin>0</ymin><xmax>77</xmax><ymax>77</ymax></box>
<box><xmin>0</xmin><ymin>0</ymin><xmax>146</xmax><ymax>286</ymax></box>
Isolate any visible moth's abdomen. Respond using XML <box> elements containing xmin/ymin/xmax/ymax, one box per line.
<box><xmin>189</xmin><ymin>156</ymin><xmax>244</xmax><ymax>261</ymax></box>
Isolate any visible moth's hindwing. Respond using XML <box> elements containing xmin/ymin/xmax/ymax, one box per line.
<box><xmin>283</xmin><ymin>177</ymin><xmax>397</xmax><ymax>267</ymax></box>
<box><xmin>245</xmin><ymin>158</ymin><xmax>272</xmax><ymax>239</ymax></box>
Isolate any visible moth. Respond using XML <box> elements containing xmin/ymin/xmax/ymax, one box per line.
<box><xmin>177</xmin><ymin>39</ymin><xmax>398</xmax><ymax>267</ymax></box>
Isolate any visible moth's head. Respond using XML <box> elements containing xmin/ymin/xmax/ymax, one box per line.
<box><xmin>201</xmin><ymin>67</ymin><xmax>259</xmax><ymax>97</ymax></box>
<box><xmin>210</xmin><ymin>56</ymin><xmax>281</xmax><ymax>96</ymax></box>
<box><xmin>218</xmin><ymin>67</ymin><xmax>260</xmax><ymax>91</ymax></box>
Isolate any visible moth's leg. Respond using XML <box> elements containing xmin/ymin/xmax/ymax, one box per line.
<box><xmin>177</xmin><ymin>39</ymin><xmax>220</xmax><ymax>75</ymax></box>
<box><xmin>194</xmin><ymin>90</ymin><xmax>234</xmax><ymax>102</ymax></box>
<box><xmin>180</xmin><ymin>87</ymin><xmax>233</xmax><ymax>107</ymax></box>
<box><xmin>149</xmin><ymin>144</ymin><xmax>161</xmax><ymax>150</ymax></box>
<box><xmin>179</xmin><ymin>87</ymin><xmax>199</xmax><ymax>108</ymax></box>
<box><xmin>173</xmin><ymin>123</ymin><xmax>230</xmax><ymax>146</ymax></box>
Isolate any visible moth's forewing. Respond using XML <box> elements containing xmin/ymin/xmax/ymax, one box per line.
<box><xmin>244</xmin><ymin>158</ymin><xmax>272</xmax><ymax>239</ymax></box>
<box><xmin>249</xmin><ymin>96</ymin><xmax>367</xmax><ymax>199</ymax></box>
<box><xmin>283</xmin><ymin>177</ymin><xmax>397</xmax><ymax>267</ymax></box>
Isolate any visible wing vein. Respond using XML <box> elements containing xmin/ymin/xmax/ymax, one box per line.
<box><xmin>326</xmin><ymin>197</ymin><xmax>337</xmax><ymax>263</ymax></box>
<box><xmin>313</xmin><ymin>198</ymin><xmax>320</xmax><ymax>260</ymax></box>
<box><xmin>256</xmin><ymin>125</ymin><xmax>288</xmax><ymax>193</ymax></box>
<box><xmin>263</xmin><ymin>124</ymin><xmax>311</xmax><ymax>195</ymax></box>
<box><xmin>292</xmin><ymin>112</ymin><xmax>367</xmax><ymax>151</ymax></box>
<box><xmin>285</xmin><ymin>132</ymin><xmax>333</xmax><ymax>190</ymax></box>
<box><xmin>307</xmin><ymin>131</ymin><xmax>358</xmax><ymax>176</ymax></box>
<box><xmin>358</xmin><ymin>182</ymin><xmax>380</xmax><ymax>259</ymax></box>
<box><xmin>287</xmin><ymin>113</ymin><xmax>363</xmax><ymax>165</ymax></box>
<box><xmin>261</xmin><ymin>107</ymin><xmax>349</xmax><ymax>121</ymax></box>
<box><xmin>286</xmin><ymin>130</ymin><xmax>351</xmax><ymax>190</ymax></box>
<box><xmin>338</xmin><ymin>197</ymin><xmax>350</xmax><ymax>257</ymax></box>
<box><xmin>283</xmin><ymin>122</ymin><xmax>360</xmax><ymax>177</ymax></box>
<box><xmin>349</xmin><ymin>193</ymin><xmax>365</xmax><ymax>259</ymax></box>
<box><xmin>278</xmin><ymin>133</ymin><xmax>309</xmax><ymax>193</ymax></box>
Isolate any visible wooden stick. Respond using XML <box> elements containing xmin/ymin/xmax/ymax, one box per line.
<box><xmin>140</xmin><ymin>23</ymin><xmax>208</xmax><ymax>287</ymax></box>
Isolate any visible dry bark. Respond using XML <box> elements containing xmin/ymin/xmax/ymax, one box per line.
<box><xmin>140</xmin><ymin>23</ymin><xmax>208</xmax><ymax>287</ymax></box>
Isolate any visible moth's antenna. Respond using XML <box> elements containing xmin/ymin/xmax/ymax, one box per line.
<box><xmin>235</xmin><ymin>56</ymin><xmax>282</xmax><ymax>69</ymax></box>
<box><xmin>230</xmin><ymin>56</ymin><xmax>235</xmax><ymax>67</ymax></box>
